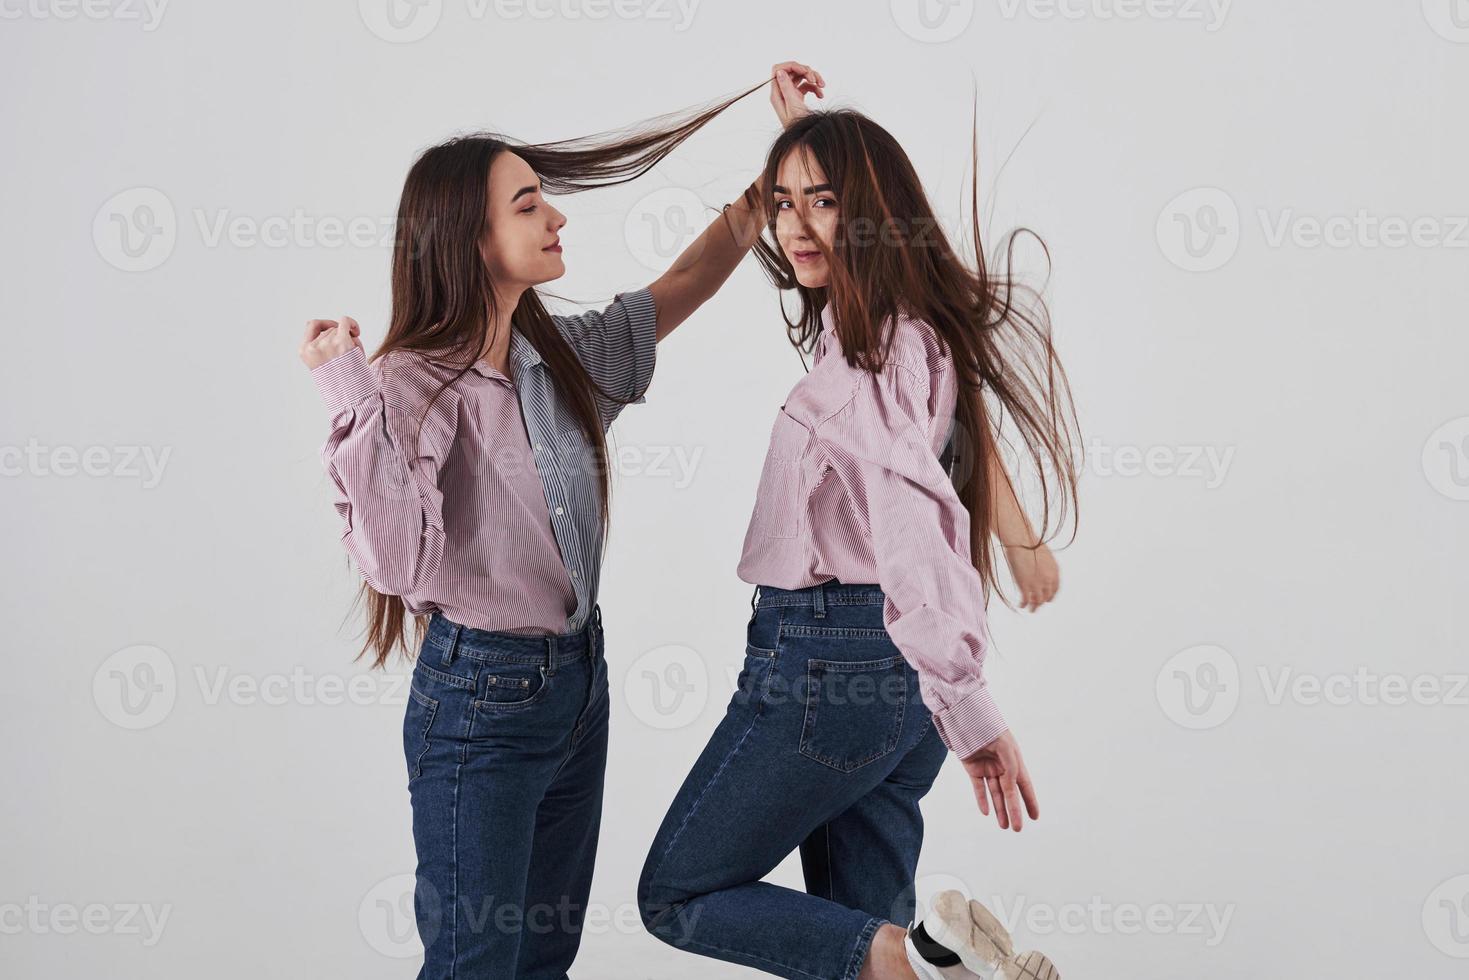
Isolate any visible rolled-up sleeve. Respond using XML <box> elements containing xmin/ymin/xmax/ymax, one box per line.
<box><xmin>309</xmin><ymin>346</ymin><xmax>458</xmax><ymax>597</ymax></box>
<box><xmin>812</xmin><ymin>365</ymin><xmax>1007</xmax><ymax>759</ymax></box>
<box><xmin>551</xmin><ymin>286</ymin><xmax>659</xmax><ymax>428</ymax></box>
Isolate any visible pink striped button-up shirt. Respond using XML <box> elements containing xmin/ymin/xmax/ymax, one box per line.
<box><xmin>736</xmin><ymin>304</ymin><xmax>1005</xmax><ymax>759</ymax></box>
<box><xmin>309</xmin><ymin>289</ymin><xmax>658</xmax><ymax>635</ymax></box>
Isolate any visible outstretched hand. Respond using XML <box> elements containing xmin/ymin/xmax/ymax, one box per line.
<box><xmin>961</xmin><ymin>729</ymin><xmax>1040</xmax><ymax>832</ymax></box>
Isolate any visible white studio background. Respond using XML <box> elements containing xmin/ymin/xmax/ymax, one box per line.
<box><xmin>2</xmin><ymin>2</ymin><xmax>1465</xmax><ymax>978</ymax></box>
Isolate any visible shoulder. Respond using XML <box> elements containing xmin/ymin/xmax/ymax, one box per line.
<box><xmin>373</xmin><ymin>348</ymin><xmax>468</xmax><ymax>414</ymax></box>
<box><xmin>885</xmin><ymin>312</ymin><xmax>950</xmax><ymax>383</ymax></box>
<box><xmin>552</xmin><ymin>285</ymin><xmax>657</xmax><ymax>331</ymax></box>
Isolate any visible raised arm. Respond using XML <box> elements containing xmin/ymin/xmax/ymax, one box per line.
<box><xmin>301</xmin><ymin>318</ymin><xmax>458</xmax><ymax>596</ymax></box>
<box><xmin>646</xmin><ymin>62</ymin><xmax>825</xmax><ymax>340</ymax></box>
<box><xmin>552</xmin><ymin>288</ymin><xmax>659</xmax><ymax>429</ymax></box>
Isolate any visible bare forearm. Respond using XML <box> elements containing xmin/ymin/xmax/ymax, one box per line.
<box><xmin>989</xmin><ymin>452</ymin><xmax>1037</xmax><ymax>547</ymax></box>
<box><xmin>647</xmin><ymin>178</ymin><xmax>763</xmax><ymax>341</ymax></box>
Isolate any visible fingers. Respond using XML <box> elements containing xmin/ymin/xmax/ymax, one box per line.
<box><xmin>303</xmin><ymin>318</ymin><xmax>358</xmax><ymax>344</ymax></box>
<box><xmin>300</xmin><ymin>318</ymin><xmax>363</xmax><ymax>367</ymax></box>
<box><xmin>1018</xmin><ymin>575</ymin><xmax>1058</xmax><ymax>611</ymax></box>
<box><xmin>771</xmin><ymin>61</ymin><xmax>821</xmax><ymax>86</ymax></box>
<box><xmin>303</xmin><ymin>318</ymin><xmax>337</xmax><ymax>343</ymax></box>
<box><xmin>1001</xmin><ymin>774</ymin><xmax>1026</xmax><ymax>832</ymax></box>
<box><xmin>776</xmin><ymin>69</ymin><xmax>804</xmax><ymax>107</ymax></box>
<box><xmin>770</xmin><ymin>62</ymin><xmax>825</xmax><ymax>99</ymax></box>
<box><xmin>1017</xmin><ymin>766</ymin><xmax>1041</xmax><ymax>821</ymax></box>
<box><xmin>971</xmin><ymin>773</ymin><xmax>991</xmax><ymax>817</ymax></box>
<box><xmin>986</xmin><ymin>775</ymin><xmax>1008</xmax><ymax>830</ymax></box>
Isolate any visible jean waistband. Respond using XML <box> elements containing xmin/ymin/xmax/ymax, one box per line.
<box><xmin>423</xmin><ymin>607</ymin><xmax>601</xmax><ymax>668</ymax></box>
<box><xmin>752</xmin><ymin>579</ymin><xmax>886</xmax><ymax>611</ymax></box>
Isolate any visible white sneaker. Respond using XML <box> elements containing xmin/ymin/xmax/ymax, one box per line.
<box><xmin>904</xmin><ymin>890</ymin><xmax>1061</xmax><ymax>980</ymax></box>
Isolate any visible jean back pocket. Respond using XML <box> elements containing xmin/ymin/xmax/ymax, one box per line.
<box><xmin>798</xmin><ymin>655</ymin><xmax>907</xmax><ymax>772</ymax></box>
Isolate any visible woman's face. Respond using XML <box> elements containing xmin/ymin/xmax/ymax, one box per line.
<box><xmin>480</xmin><ymin>151</ymin><xmax>567</xmax><ymax>289</ymax></box>
<box><xmin>773</xmin><ymin>144</ymin><xmax>837</xmax><ymax>289</ymax></box>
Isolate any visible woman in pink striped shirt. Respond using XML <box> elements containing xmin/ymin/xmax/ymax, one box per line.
<box><xmin>298</xmin><ymin>66</ymin><xmax>826</xmax><ymax>980</ymax></box>
<box><xmin>638</xmin><ymin>110</ymin><xmax>1080</xmax><ymax>980</ymax></box>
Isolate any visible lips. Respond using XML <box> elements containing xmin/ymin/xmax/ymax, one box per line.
<box><xmin>791</xmin><ymin>249</ymin><xmax>821</xmax><ymax>264</ymax></box>
<box><xmin>543</xmin><ymin>239</ymin><xmax>562</xmax><ymax>253</ymax></box>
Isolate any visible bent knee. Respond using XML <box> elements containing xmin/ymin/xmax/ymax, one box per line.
<box><xmin>636</xmin><ymin>863</ymin><xmax>699</xmax><ymax>946</ymax></box>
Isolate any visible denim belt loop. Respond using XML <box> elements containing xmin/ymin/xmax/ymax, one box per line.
<box><xmin>812</xmin><ymin>580</ymin><xmax>827</xmax><ymax>619</ymax></box>
<box><xmin>544</xmin><ymin>633</ymin><xmax>558</xmax><ymax>676</ymax></box>
<box><xmin>592</xmin><ymin>604</ymin><xmax>603</xmax><ymax>633</ymax></box>
<box><xmin>751</xmin><ymin>585</ymin><xmax>760</xmax><ymax>613</ymax></box>
<box><xmin>439</xmin><ymin>622</ymin><xmax>462</xmax><ymax>667</ymax></box>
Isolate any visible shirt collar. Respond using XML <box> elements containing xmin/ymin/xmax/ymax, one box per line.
<box><xmin>469</xmin><ymin>328</ymin><xmax>542</xmax><ymax>381</ymax></box>
<box><xmin>510</xmin><ymin>328</ymin><xmax>542</xmax><ymax>369</ymax></box>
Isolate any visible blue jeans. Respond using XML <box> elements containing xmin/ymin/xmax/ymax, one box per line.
<box><xmin>404</xmin><ymin>608</ymin><xmax>609</xmax><ymax>980</ymax></box>
<box><xmin>638</xmin><ymin>581</ymin><xmax>949</xmax><ymax>980</ymax></box>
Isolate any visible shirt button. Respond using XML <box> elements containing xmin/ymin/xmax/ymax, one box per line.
<box><xmin>571</xmin><ymin>570</ymin><xmax>580</xmax><ymax>579</ymax></box>
<box><xmin>554</xmin><ymin>506</ymin><xmax>564</xmax><ymax>515</ymax></box>
<box><xmin>534</xmin><ymin>443</ymin><xmax>544</xmax><ymax>453</ymax></box>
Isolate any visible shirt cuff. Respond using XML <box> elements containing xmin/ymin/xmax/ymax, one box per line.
<box><xmin>310</xmin><ymin>345</ymin><xmax>379</xmax><ymax>414</ymax></box>
<box><xmin>614</xmin><ymin>286</ymin><xmax>658</xmax><ymax>405</ymax></box>
<box><xmin>930</xmin><ymin>682</ymin><xmax>1008</xmax><ymax>759</ymax></box>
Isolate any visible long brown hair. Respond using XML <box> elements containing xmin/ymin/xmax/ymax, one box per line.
<box><xmin>353</xmin><ymin>81</ymin><xmax>766</xmax><ymax>668</ymax></box>
<box><xmin>750</xmin><ymin>108</ymin><xmax>1080</xmax><ymax>603</ymax></box>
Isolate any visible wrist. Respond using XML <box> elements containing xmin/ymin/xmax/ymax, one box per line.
<box><xmin>998</xmin><ymin>526</ymin><xmax>1041</xmax><ymax>549</ymax></box>
<box><xmin>931</xmin><ymin>683</ymin><xmax>1008</xmax><ymax>760</ymax></box>
<box><xmin>310</xmin><ymin>344</ymin><xmax>378</xmax><ymax>413</ymax></box>
<box><xmin>721</xmin><ymin>181</ymin><xmax>766</xmax><ymax>248</ymax></box>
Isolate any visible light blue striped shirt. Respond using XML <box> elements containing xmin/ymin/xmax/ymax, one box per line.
<box><xmin>516</xmin><ymin>286</ymin><xmax>658</xmax><ymax>631</ymax></box>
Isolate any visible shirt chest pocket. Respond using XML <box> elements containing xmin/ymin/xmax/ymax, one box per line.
<box><xmin>750</xmin><ymin>408</ymin><xmax>811</xmax><ymax>540</ymax></box>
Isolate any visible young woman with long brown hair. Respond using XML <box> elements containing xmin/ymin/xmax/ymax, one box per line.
<box><xmin>637</xmin><ymin>109</ymin><xmax>1078</xmax><ymax>980</ymax></box>
<box><xmin>296</xmin><ymin>64</ymin><xmax>824</xmax><ymax>979</ymax></box>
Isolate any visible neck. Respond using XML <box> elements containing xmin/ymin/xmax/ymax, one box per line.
<box><xmin>478</xmin><ymin>283</ymin><xmax>526</xmax><ymax>374</ymax></box>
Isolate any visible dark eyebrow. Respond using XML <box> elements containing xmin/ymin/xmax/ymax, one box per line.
<box><xmin>510</xmin><ymin>183</ymin><xmax>541</xmax><ymax>203</ymax></box>
<box><xmin>771</xmin><ymin>183</ymin><xmax>833</xmax><ymax>195</ymax></box>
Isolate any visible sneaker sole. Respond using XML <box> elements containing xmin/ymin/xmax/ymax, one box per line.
<box><xmin>924</xmin><ymin>890</ymin><xmax>1061</xmax><ymax>980</ymax></box>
